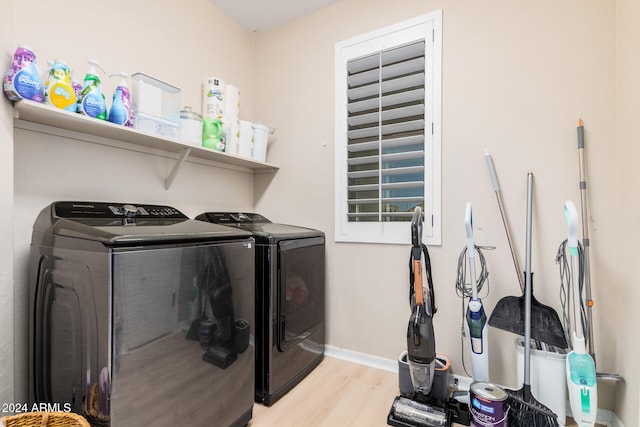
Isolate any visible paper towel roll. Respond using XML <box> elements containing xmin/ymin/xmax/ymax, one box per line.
<box><xmin>225</xmin><ymin>84</ymin><xmax>240</xmax><ymax>120</ymax></box>
<box><xmin>238</xmin><ymin>120</ymin><xmax>253</xmax><ymax>158</ymax></box>
<box><xmin>223</xmin><ymin>118</ymin><xmax>240</xmax><ymax>155</ymax></box>
<box><xmin>252</xmin><ymin>123</ymin><xmax>269</xmax><ymax>162</ymax></box>
<box><xmin>203</xmin><ymin>77</ymin><xmax>225</xmax><ymax>118</ymax></box>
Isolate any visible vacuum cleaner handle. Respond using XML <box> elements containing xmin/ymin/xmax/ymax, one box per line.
<box><xmin>564</xmin><ymin>200</ymin><xmax>579</xmax><ymax>255</ymax></box>
<box><xmin>411</xmin><ymin>206</ymin><xmax>423</xmax><ymax>249</ymax></box>
<box><xmin>411</xmin><ymin>207</ymin><xmax>424</xmax><ymax>306</ymax></box>
<box><xmin>413</xmin><ymin>259</ymin><xmax>424</xmax><ymax>307</ymax></box>
<box><xmin>564</xmin><ymin>200</ymin><xmax>586</xmax><ymax>350</ymax></box>
<box><xmin>464</xmin><ymin>202</ymin><xmax>478</xmax><ymax>300</ymax></box>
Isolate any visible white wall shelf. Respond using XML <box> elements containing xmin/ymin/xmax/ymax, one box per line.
<box><xmin>13</xmin><ymin>100</ymin><xmax>278</xmax><ymax>189</ymax></box>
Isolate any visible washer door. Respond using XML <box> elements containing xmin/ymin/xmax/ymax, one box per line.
<box><xmin>276</xmin><ymin>237</ymin><xmax>325</xmax><ymax>352</ymax></box>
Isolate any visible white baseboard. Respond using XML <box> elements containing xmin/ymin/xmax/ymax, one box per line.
<box><xmin>324</xmin><ymin>344</ymin><xmax>398</xmax><ymax>372</ymax></box>
<box><xmin>609</xmin><ymin>411</ymin><xmax>625</xmax><ymax>427</ymax></box>
<box><xmin>323</xmin><ymin>345</ymin><xmax>623</xmax><ymax>427</ymax></box>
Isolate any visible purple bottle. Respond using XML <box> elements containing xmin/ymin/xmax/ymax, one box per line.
<box><xmin>3</xmin><ymin>45</ymin><xmax>44</xmax><ymax>102</ymax></box>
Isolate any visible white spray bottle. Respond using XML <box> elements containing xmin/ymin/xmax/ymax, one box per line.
<box><xmin>108</xmin><ymin>72</ymin><xmax>134</xmax><ymax>127</ymax></box>
<box><xmin>78</xmin><ymin>59</ymin><xmax>107</xmax><ymax>120</ymax></box>
<box><xmin>564</xmin><ymin>200</ymin><xmax>597</xmax><ymax>426</ymax></box>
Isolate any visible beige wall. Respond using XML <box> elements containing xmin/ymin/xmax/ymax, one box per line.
<box><xmin>0</xmin><ymin>0</ymin><xmax>15</xmax><ymax>408</ymax></box>
<box><xmin>2</xmin><ymin>0</ymin><xmax>636</xmax><ymax>424</ymax></box>
<box><xmin>253</xmin><ymin>0</ymin><xmax>632</xmax><ymax>420</ymax></box>
<box><xmin>7</xmin><ymin>0</ymin><xmax>258</xmax><ymax>405</ymax></box>
<box><xmin>616</xmin><ymin>0</ymin><xmax>640</xmax><ymax>423</ymax></box>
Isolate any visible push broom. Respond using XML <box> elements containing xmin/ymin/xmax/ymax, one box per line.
<box><xmin>505</xmin><ymin>173</ymin><xmax>559</xmax><ymax>427</ymax></box>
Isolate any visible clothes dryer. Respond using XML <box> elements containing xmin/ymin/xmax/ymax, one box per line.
<box><xmin>195</xmin><ymin>212</ymin><xmax>325</xmax><ymax>406</ymax></box>
<box><xmin>29</xmin><ymin>201</ymin><xmax>255</xmax><ymax>427</ymax></box>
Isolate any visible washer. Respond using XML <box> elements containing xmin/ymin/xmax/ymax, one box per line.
<box><xmin>196</xmin><ymin>212</ymin><xmax>325</xmax><ymax>406</ymax></box>
<box><xmin>29</xmin><ymin>201</ymin><xmax>255</xmax><ymax>427</ymax></box>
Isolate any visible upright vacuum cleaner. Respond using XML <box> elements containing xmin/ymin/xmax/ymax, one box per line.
<box><xmin>388</xmin><ymin>207</ymin><xmax>449</xmax><ymax>427</ymax></box>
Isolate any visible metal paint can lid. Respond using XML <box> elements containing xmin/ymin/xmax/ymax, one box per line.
<box><xmin>470</xmin><ymin>382</ymin><xmax>508</xmax><ymax>402</ymax></box>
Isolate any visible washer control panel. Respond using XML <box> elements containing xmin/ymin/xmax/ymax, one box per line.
<box><xmin>54</xmin><ymin>201</ymin><xmax>187</xmax><ymax>219</ymax></box>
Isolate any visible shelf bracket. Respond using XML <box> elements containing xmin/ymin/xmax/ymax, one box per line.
<box><xmin>164</xmin><ymin>147</ymin><xmax>192</xmax><ymax>190</ymax></box>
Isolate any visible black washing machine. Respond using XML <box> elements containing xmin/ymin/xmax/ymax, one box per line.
<box><xmin>196</xmin><ymin>212</ymin><xmax>325</xmax><ymax>406</ymax></box>
<box><xmin>29</xmin><ymin>201</ymin><xmax>255</xmax><ymax>427</ymax></box>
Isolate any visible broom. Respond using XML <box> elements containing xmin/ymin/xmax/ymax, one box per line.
<box><xmin>506</xmin><ymin>173</ymin><xmax>558</xmax><ymax>426</ymax></box>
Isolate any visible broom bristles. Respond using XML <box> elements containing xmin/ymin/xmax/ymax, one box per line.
<box><xmin>506</xmin><ymin>385</ymin><xmax>559</xmax><ymax>427</ymax></box>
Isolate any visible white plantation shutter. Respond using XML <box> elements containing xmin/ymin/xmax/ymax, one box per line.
<box><xmin>346</xmin><ymin>41</ymin><xmax>426</xmax><ymax>223</ymax></box>
<box><xmin>335</xmin><ymin>12</ymin><xmax>442</xmax><ymax>244</ymax></box>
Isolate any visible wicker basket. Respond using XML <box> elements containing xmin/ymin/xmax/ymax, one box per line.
<box><xmin>81</xmin><ymin>384</ymin><xmax>109</xmax><ymax>427</ymax></box>
<box><xmin>0</xmin><ymin>412</ymin><xmax>90</xmax><ymax>427</ymax></box>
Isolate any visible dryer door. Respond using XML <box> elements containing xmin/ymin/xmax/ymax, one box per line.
<box><xmin>276</xmin><ymin>237</ymin><xmax>325</xmax><ymax>352</ymax></box>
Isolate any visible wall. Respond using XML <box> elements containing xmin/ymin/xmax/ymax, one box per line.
<box><xmin>615</xmin><ymin>0</ymin><xmax>640</xmax><ymax>423</ymax></box>
<box><xmin>7</xmin><ymin>0</ymin><xmax>258</xmax><ymax>405</ymax></box>
<box><xmin>253</xmin><ymin>0</ymin><xmax>627</xmax><ymax>418</ymax></box>
<box><xmin>0</xmin><ymin>0</ymin><xmax>15</xmax><ymax>408</ymax></box>
<box><xmin>3</xmin><ymin>0</ymin><xmax>636</xmax><ymax>424</ymax></box>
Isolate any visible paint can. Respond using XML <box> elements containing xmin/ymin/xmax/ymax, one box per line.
<box><xmin>469</xmin><ymin>382</ymin><xmax>508</xmax><ymax>427</ymax></box>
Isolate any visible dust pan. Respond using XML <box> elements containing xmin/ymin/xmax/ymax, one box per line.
<box><xmin>488</xmin><ymin>173</ymin><xmax>567</xmax><ymax>349</ymax></box>
<box><xmin>488</xmin><ymin>274</ymin><xmax>567</xmax><ymax>349</ymax></box>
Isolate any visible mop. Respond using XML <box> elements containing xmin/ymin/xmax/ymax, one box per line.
<box><xmin>463</xmin><ymin>203</ymin><xmax>489</xmax><ymax>382</ymax></box>
<box><xmin>575</xmin><ymin>118</ymin><xmax>623</xmax><ymax>382</ymax></box>
<box><xmin>564</xmin><ymin>201</ymin><xmax>597</xmax><ymax>426</ymax></box>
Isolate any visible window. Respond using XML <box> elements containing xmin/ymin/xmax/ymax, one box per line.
<box><xmin>334</xmin><ymin>11</ymin><xmax>442</xmax><ymax>245</ymax></box>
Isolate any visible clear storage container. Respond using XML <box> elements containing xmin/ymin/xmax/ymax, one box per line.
<box><xmin>131</xmin><ymin>72</ymin><xmax>181</xmax><ymax>137</ymax></box>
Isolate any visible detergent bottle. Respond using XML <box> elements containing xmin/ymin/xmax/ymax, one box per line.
<box><xmin>43</xmin><ymin>60</ymin><xmax>77</xmax><ymax>111</ymax></box>
<box><xmin>3</xmin><ymin>45</ymin><xmax>45</xmax><ymax>103</ymax></box>
<box><xmin>78</xmin><ymin>60</ymin><xmax>107</xmax><ymax>120</ymax></box>
<box><xmin>108</xmin><ymin>73</ymin><xmax>134</xmax><ymax>127</ymax></box>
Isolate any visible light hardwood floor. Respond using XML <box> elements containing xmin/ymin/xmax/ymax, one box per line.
<box><xmin>250</xmin><ymin>356</ymin><xmax>398</xmax><ymax>426</ymax></box>
<box><xmin>249</xmin><ymin>356</ymin><xmax>603</xmax><ymax>427</ymax></box>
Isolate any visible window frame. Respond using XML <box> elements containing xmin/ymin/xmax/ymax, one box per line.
<box><xmin>334</xmin><ymin>11</ymin><xmax>442</xmax><ymax>245</ymax></box>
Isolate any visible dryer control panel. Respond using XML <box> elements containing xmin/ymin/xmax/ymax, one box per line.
<box><xmin>198</xmin><ymin>212</ymin><xmax>271</xmax><ymax>224</ymax></box>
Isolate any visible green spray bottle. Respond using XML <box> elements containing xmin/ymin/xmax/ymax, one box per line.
<box><xmin>78</xmin><ymin>59</ymin><xmax>107</xmax><ymax>120</ymax></box>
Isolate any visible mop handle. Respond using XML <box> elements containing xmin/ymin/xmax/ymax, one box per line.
<box><xmin>523</xmin><ymin>173</ymin><xmax>534</xmax><ymax>384</ymax></box>
<box><xmin>577</xmin><ymin>118</ymin><xmax>595</xmax><ymax>357</ymax></box>
<box><xmin>465</xmin><ymin>202</ymin><xmax>479</xmax><ymax>300</ymax></box>
<box><xmin>485</xmin><ymin>151</ymin><xmax>525</xmax><ymax>293</ymax></box>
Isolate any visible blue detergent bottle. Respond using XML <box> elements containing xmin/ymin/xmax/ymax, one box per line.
<box><xmin>108</xmin><ymin>72</ymin><xmax>134</xmax><ymax>127</ymax></box>
<box><xmin>3</xmin><ymin>45</ymin><xmax>45</xmax><ymax>102</ymax></box>
<box><xmin>78</xmin><ymin>60</ymin><xmax>107</xmax><ymax>120</ymax></box>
